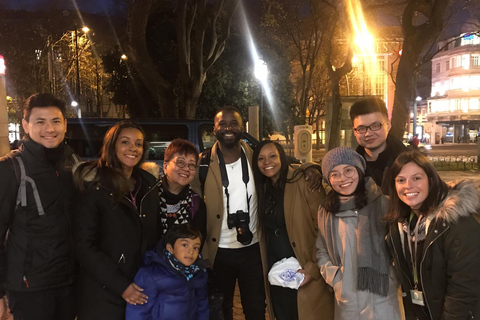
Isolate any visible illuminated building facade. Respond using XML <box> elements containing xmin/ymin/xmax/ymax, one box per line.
<box><xmin>321</xmin><ymin>27</ymin><xmax>403</xmax><ymax>147</ymax></box>
<box><xmin>427</xmin><ymin>32</ymin><xmax>480</xmax><ymax>144</ymax></box>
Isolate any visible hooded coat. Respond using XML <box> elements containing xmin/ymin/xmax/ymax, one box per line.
<box><xmin>386</xmin><ymin>181</ymin><xmax>480</xmax><ymax>320</ymax></box>
<box><xmin>73</xmin><ymin>166</ymin><xmax>161</xmax><ymax>320</ymax></box>
<box><xmin>125</xmin><ymin>241</ymin><xmax>209</xmax><ymax>320</ymax></box>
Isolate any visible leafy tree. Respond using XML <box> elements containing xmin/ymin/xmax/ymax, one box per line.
<box><xmin>125</xmin><ymin>0</ymin><xmax>241</xmax><ymax>119</ymax></box>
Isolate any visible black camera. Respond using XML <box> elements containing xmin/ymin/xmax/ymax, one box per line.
<box><xmin>227</xmin><ymin>210</ymin><xmax>253</xmax><ymax>245</ymax></box>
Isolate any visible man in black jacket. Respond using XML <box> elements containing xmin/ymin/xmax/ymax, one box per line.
<box><xmin>350</xmin><ymin>97</ymin><xmax>406</xmax><ymax>194</ymax></box>
<box><xmin>0</xmin><ymin>93</ymin><xmax>78</xmax><ymax>320</ymax></box>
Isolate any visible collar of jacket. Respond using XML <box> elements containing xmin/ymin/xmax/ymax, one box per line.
<box><xmin>429</xmin><ymin>180</ymin><xmax>479</xmax><ymax>224</ymax></box>
<box><xmin>21</xmin><ymin>138</ymin><xmax>73</xmax><ymax>164</ymax></box>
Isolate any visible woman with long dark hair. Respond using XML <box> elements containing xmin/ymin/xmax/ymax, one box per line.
<box><xmin>385</xmin><ymin>151</ymin><xmax>480</xmax><ymax>320</ymax></box>
<box><xmin>316</xmin><ymin>147</ymin><xmax>403</xmax><ymax>320</ymax></box>
<box><xmin>73</xmin><ymin>120</ymin><xmax>160</xmax><ymax>320</ymax></box>
<box><xmin>252</xmin><ymin>140</ymin><xmax>334</xmax><ymax>320</ymax></box>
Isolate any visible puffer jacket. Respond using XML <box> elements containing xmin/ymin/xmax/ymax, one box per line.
<box><xmin>126</xmin><ymin>240</ymin><xmax>209</xmax><ymax>320</ymax></box>
<box><xmin>73</xmin><ymin>166</ymin><xmax>161</xmax><ymax>320</ymax></box>
<box><xmin>386</xmin><ymin>180</ymin><xmax>480</xmax><ymax>320</ymax></box>
<box><xmin>0</xmin><ymin>139</ymin><xmax>78</xmax><ymax>295</ymax></box>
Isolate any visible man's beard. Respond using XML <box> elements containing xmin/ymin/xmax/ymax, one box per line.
<box><xmin>216</xmin><ymin>131</ymin><xmax>242</xmax><ymax>149</ymax></box>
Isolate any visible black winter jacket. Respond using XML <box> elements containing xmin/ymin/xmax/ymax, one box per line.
<box><xmin>73</xmin><ymin>167</ymin><xmax>160</xmax><ymax>320</ymax></box>
<box><xmin>386</xmin><ymin>181</ymin><xmax>480</xmax><ymax>320</ymax></box>
<box><xmin>0</xmin><ymin>139</ymin><xmax>78</xmax><ymax>295</ymax></box>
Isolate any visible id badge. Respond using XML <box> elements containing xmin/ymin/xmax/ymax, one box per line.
<box><xmin>410</xmin><ymin>289</ymin><xmax>425</xmax><ymax>306</ymax></box>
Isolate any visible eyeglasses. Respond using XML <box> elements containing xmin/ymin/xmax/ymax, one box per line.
<box><xmin>329</xmin><ymin>166</ymin><xmax>356</xmax><ymax>181</ymax></box>
<box><xmin>172</xmin><ymin>159</ymin><xmax>197</xmax><ymax>171</ymax></box>
<box><xmin>353</xmin><ymin>122</ymin><xmax>385</xmax><ymax>134</ymax></box>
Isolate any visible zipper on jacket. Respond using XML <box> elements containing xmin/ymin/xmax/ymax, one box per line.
<box><xmin>118</xmin><ymin>253</ymin><xmax>126</xmax><ymax>264</ymax></box>
<box><xmin>389</xmin><ymin>233</ymin><xmax>414</xmax><ymax>288</ymax></box>
<box><xmin>419</xmin><ymin>225</ymin><xmax>448</xmax><ymax>320</ymax></box>
<box><xmin>138</xmin><ymin>179</ymin><xmax>162</xmax><ymax>217</ymax></box>
<box><xmin>23</xmin><ymin>276</ymin><xmax>29</xmax><ymax>288</ymax></box>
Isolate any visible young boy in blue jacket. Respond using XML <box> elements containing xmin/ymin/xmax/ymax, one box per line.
<box><xmin>126</xmin><ymin>224</ymin><xmax>209</xmax><ymax>320</ymax></box>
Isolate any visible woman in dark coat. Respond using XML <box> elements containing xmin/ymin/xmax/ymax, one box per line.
<box><xmin>385</xmin><ymin>151</ymin><xmax>480</xmax><ymax>320</ymax></box>
<box><xmin>73</xmin><ymin>120</ymin><xmax>160</xmax><ymax>320</ymax></box>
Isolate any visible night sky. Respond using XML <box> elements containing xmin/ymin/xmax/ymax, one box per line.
<box><xmin>2</xmin><ymin>0</ymin><xmax>116</xmax><ymax>14</ymax></box>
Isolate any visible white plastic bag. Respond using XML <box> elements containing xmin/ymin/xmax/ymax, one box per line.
<box><xmin>268</xmin><ymin>257</ymin><xmax>304</xmax><ymax>289</ymax></box>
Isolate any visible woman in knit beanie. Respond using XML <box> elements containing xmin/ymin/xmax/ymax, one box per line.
<box><xmin>316</xmin><ymin>147</ymin><xmax>404</xmax><ymax>320</ymax></box>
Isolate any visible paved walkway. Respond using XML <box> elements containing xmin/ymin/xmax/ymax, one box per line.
<box><xmin>439</xmin><ymin>170</ymin><xmax>480</xmax><ymax>191</ymax></box>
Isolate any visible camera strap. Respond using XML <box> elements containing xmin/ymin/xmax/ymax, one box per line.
<box><xmin>216</xmin><ymin>147</ymin><xmax>251</xmax><ymax>217</ymax></box>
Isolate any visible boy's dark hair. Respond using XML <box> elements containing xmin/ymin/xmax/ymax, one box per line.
<box><xmin>164</xmin><ymin>138</ymin><xmax>199</xmax><ymax>163</ymax></box>
<box><xmin>164</xmin><ymin>224</ymin><xmax>203</xmax><ymax>248</ymax></box>
<box><xmin>349</xmin><ymin>97</ymin><xmax>388</xmax><ymax>123</ymax></box>
<box><xmin>23</xmin><ymin>93</ymin><xmax>66</xmax><ymax>122</ymax></box>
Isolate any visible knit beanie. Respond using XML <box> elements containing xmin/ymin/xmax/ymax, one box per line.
<box><xmin>321</xmin><ymin>147</ymin><xmax>366</xmax><ymax>184</ymax></box>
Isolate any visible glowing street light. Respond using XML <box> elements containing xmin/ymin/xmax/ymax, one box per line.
<box><xmin>75</xmin><ymin>26</ymin><xmax>90</xmax><ymax>103</ymax></box>
<box><xmin>121</xmin><ymin>54</ymin><xmax>128</xmax><ymax>61</ymax></box>
<box><xmin>254</xmin><ymin>59</ymin><xmax>268</xmax><ymax>139</ymax></box>
<box><xmin>413</xmin><ymin>95</ymin><xmax>422</xmax><ymax>138</ymax></box>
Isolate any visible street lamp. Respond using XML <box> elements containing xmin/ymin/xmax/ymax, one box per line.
<box><xmin>75</xmin><ymin>26</ymin><xmax>90</xmax><ymax>103</ymax></box>
<box><xmin>0</xmin><ymin>55</ymin><xmax>9</xmax><ymax>156</ymax></box>
<box><xmin>254</xmin><ymin>59</ymin><xmax>268</xmax><ymax>139</ymax></box>
<box><xmin>413</xmin><ymin>95</ymin><xmax>422</xmax><ymax>138</ymax></box>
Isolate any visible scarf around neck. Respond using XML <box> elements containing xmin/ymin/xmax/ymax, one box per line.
<box><xmin>323</xmin><ymin>178</ymin><xmax>390</xmax><ymax>296</ymax></box>
<box><xmin>164</xmin><ymin>250</ymin><xmax>200</xmax><ymax>281</ymax></box>
<box><xmin>159</xmin><ymin>176</ymin><xmax>193</xmax><ymax>235</ymax></box>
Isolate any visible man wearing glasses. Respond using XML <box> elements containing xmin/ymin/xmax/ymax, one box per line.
<box><xmin>350</xmin><ymin>97</ymin><xmax>406</xmax><ymax>194</ymax></box>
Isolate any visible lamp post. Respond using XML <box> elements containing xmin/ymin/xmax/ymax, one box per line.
<box><xmin>0</xmin><ymin>55</ymin><xmax>9</xmax><ymax>156</ymax></box>
<box><xmin>413</xmin><ymin>95</ymin><xmax>421</xmax><ymax>138</ymax></box>
<box><xmin>254</xmin><ymin>59</ymin><xmax>268</xmax><ymax>139</ymax></box>
<box><xmin>75</xmin><ymin>26</ymin><xmax>90</xmax><ymax>103</ymax></box>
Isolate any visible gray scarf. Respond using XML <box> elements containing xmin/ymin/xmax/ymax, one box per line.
<box><xmin>322</xmin><ymin>178</ymin><xmax>390</xmax><ymax>296</ymax></box>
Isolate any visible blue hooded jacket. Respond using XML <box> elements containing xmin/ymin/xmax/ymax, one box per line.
<box><xmin>125</xmin><ymin>240</ymin><xmax>209</xmax><ymax>320</ymax></box>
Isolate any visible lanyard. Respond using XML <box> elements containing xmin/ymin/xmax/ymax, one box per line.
<box><xmin>406</xmin><ymin>211</ymin><xmax>422</xmax><ymax>288</ymax></box>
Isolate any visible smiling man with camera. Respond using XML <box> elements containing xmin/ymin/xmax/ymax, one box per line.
<box><xmin>191</xmin><ymin>106</ymin><xmax>323</xmax><ymax>320</ymax></box>
<box><xmin>191</xmin><ymin>106</ymin><xmax>265</xmax><ymax>320</ymax></box>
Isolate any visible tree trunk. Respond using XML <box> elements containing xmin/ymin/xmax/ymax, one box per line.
<box><xmin>390</xmin><ymin>0</ymin><xmax>449</xmax><ymax>139</ymax></box>
<box><xmin>327</xmin><ymin>71</ymin><xmax>343</xmax><ymax>150</ymax></box>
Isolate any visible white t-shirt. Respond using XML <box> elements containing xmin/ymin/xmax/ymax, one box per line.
<box><xmin>218</xmin><ymin>155</ymin><xmax>258</xmax><ymax>248</ymax></box>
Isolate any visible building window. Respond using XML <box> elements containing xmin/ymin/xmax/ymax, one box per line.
<box><xmin>469</xmin><ymin>98</ymin><xmax>479</xmax><ymax>110</ymax></box>
<box><xmin>445</xmin><ymin>60</ymin><xmax>449</xmax><ymax>70</ymax></box>
<box><xmin>462</xmin><ymin>54</ymin><xmax>470</xmax><ymax>69</ymax></box>
<box><xmin>450</xmin><ymin>77</ymin><xmax>461</xmax><ymax>90</ymax></box>
<box><xmin>472</xmin><ymin>54</ymin><xmax>480</xmax><ymax>67</ymax></box>
<box><xmin>435</xmin><ymin>63</ymin><xmax>441</xmax><ymax>73</ymax></box>
<box><xmin>451</xmin><ymin>56</ymin><xmax>461</xmax><ymax>68</ymax></box>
